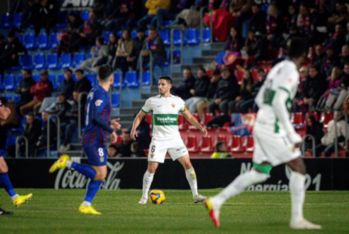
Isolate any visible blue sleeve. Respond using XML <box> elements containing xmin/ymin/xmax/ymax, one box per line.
<box><xmin>92</xmin><ymin>93</ymin><xmax>114</xmax><ymax>133</ymax></box>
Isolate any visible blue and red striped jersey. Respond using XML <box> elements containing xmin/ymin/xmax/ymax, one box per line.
<box><xmin>82</xmin><ymin>86</ymin><xmax>111</xmax><ymax>147</ymax></box>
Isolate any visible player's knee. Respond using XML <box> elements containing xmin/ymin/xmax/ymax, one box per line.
<box><xmin>0</xmin><ymin>164</ymin><xmax>8</xmax><ymax>173</ymax></box>
<box><xmin>252</xmin><ymin>169</ymin><xmax>269</xmax><ymax>183</ymax></box>
<box><xmin>183</xmin><ymin>161</ymin><xmax>192</xmax><ymax>170</ymax></box>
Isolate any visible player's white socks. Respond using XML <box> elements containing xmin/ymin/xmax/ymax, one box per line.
<box><xmin>66</xmin><ymin>160</ymin><xmax>72</xmax><ymax>168</ymax></box>
<box><xmin>142</xmin><ymin>170</ymin><xmax>154</xmax><ymax>198</ymax></box>
<box><xmin>212</xmin><ymin>169</ymin><xmax>269</xmax><ymax>207</ymax></box>
<box><xmin>82</xmin><ymin>201</ymin><xmax>91</xmax><ymax>207</ymax></box>
<box><xmin>185</xmin><ymin>167</ymin><xmax>198</xmax><ymax>197</ymax></box>
<box><xmin>289</xmin><ymin>171</ymin><xmax>305</xmax><ymax>222</ymax></box>
<box><xmin>11</xmin><ymin>194</ymin><xmax>19</xmax><ymax>201</ymax></box>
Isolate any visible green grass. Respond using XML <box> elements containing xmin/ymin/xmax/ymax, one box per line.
<box><xmin>0</xmin><ymin>189</ymin><xmax>348</xmax><ymax>233</ymax></box>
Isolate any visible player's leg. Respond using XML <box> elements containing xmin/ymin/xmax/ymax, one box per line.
<box><xmin>139</xmin><ymin>162</ymin><xmax>158</xmax><ymax>204</ymax></box>
<box><xmin>287</xmin><ymin>157</ymin><xmax>321</xmax><ymax>229</ymax></box>
<box><xmin>177</xmin><ymin>155</ymin><xmax>206</xmax><ymax>203</ymax></box>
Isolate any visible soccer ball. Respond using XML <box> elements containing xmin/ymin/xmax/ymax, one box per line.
<box><xmin>148</xmin><ymin>190</ymin><xmax>166</xmax><ymax>205</ymax></box>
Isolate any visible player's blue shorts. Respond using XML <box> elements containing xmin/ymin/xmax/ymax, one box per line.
<box><xmin>82</xmin><ymin>144</ymin><xmax>107</xmax><ymax>166</ymax></box>
<box><xmin>0</xmin><ymin>148</ymin><xmax>5</xmax><ymax>157</ymax></box>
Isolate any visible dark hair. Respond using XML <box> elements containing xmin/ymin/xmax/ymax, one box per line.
<box><xmin>23</xmin><ymin>69</ymin><xmax>32</xmax><ymax>76</ymax></box>
<box><xmin>0</xmin><ymin>34</ymin><xmax>4</xmax><ymax>40</ymax></box>
<box><xmin>212</xmin><ymin>69</ymin><xmax>221</xmax><ymax>76</ymax></box>
<box><xmin>287</xmin><ymin>37</ymin><xmax>308</xmax><ymax>59</ymax></box>
<box><xmin>258</xmin><ymin>68</ymin><xmax>265</xmax><ymax>73</ymax></box>
<box><xmin>75</xmin><ymin>69</ymin><xmax>84</xmax><ymax>74</ymax></box>
<box><xmin>7</xmin><ymin>30</ymin><xmax>15</xmax><ymax>38</ymax></box>
<box><xmin>148</xmin><ymin>27</ymin><xmax>157</xmax><ymax>31</ymax></box>
<box><xmin>96</xmin><ymin>36</ymin><xmax>104</xmax><ymax>45</ymax></box>
<box><xmin>108</xmin><ymin>144</ymin><xmax>118</xmax><ymax>150</ymax></box>
<box><xmin>183</xmin><ymin>67</ymin><xmax>191</xmax><ymax>71</ymax></box>
<box><xmin>198</xmin><ymin>65</ymin><xmax>206</xmax><ymax>73</ymax></box>
<box><xmin>131</xmin><ymin>142</ymin><xmax>142</xmax><ymax>152</ymax></box>
<box><xmin>309</xmin><ymin>64</ymin><xmax>319</xmax><ymax>71</ymax></box>
<box><xmin>0</xmin><ymin>97</ymin><xmax>8</xmax><ymax>105</ymax></box>
<box><xmin>64</xmin><ymin>68</ymin><xmax>72</xmax><ymax>74</ymax></box>
<box><xmin>159</xmin><ymin>76</ymin><xmax>172</xmax><ymax>84</ymax></box>
<box><xmin>26</xmin><ymin>113</ymin><xmax>35</xmax><ymax>118</ymax></box>
<box><xmin>216</xmin><ymin>142</ymin><xmax>226</xmax><ymax>152</ymax></box>
<box><xmin>98</xmin><ymin>64</ymin><xmax>113</xmax><ymax>81</ymax></box>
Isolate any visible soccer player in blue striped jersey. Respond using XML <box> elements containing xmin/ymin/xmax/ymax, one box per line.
<box><xmin>49</xmin><ymin>65</ymin><xmax>121</xmax><ymax>215</ymax></box>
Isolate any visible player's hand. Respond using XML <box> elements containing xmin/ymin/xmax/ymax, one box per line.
<box><xmin>131</xmin><ymin>128</ymin><xmax>138</xmax><ymax>141</ymax></box>
<box><xmin>110</xmin><ymin>131</ymin><xmax>117</xmax><ymax>143</ymax></box>
<box><xmin>110</xmin><ymin>118</ymin><xmax>121</xmax><ymax>131</ymax></box>
<box><xmin>201</xmin><ymin>127</ymin><xmax>208</xmax><ymax>137</ymax></box>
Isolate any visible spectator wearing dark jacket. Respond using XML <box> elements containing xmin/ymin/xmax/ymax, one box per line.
<box><xmin>128</xmin><ymin>113</ymin><xmax>150</xmax><ymax>150</ymax></box>
<box><xmin>15</xmin><ymin>69</ymin><xmax>36</xmax><ymax>116</ymax></box>
<box><xmin>74</xmin><ymin>69</ymin><xmax>92</xmax><ymax>93</ymax></box>
<box><xmin>31</xmin><ymin>0</ymin><xmax>57</xmax><ymax>36</ymax></box>
<box><xmin>321</xmin><ymin>45</ymin><xmax>339</xmax><ymax>77</ymax></box>
<box><xmin>141</xmin><ymin>28</ymin><xmax>167</xmax><ymax>67</ymax></box>
<box><xmin>303</xmin><ymin>115</ymin><xmax>324</xmax><ymax>151</ymax></box>
<box><xmin>116</xmin><ymin>131</ymin><xmax>133</xmax><ymax>157</ymax></box>
<box><xmin>20</xmin><ymin>70</ymin><xmax>53</xmax><ymax>116</ymax></box>
<box><xmin>185</xmin><ymin>67</ymin><xmax>210</xmax><ymax>112</ymax></box>
<box><xmin>58</xmin><ymin>69</ymin><xmax>75</xmax><ymax>100</ymax></box>
<box><xmin>208</xmin><ymin>67</ymin><xmax>239</xmax><ymax>115</ymax></box>
<box><xmin>34</xmin><ymin>111</ymin><xmax>57</xmax><ymax>157</ymax></box>
<box><xmin>127</xmin><ymin>28</ymin><xmax>146</xmax><ymax>70</ymax></box>
<box><xmin>46</xmin><ymin>93</ymin><xmax>71</xmax><ymax>124</ymax></box>
<box><xmin>311</xmin><ymin>44</ymin><xmax>326</xmax><ymax>69</ymax></box>
<box><xmin>174</xmin><ymin>67</ymin><xmax>196</xmax><ymax>100</ymax></box>
<box><xmin>225</xmin><ymin>27</ymin><xmax>243</xmax><ymax>53</ymax></box>
<box><xmin>249</xmin><ymin>3</ymin><xmax>267</xmax><ymax>34</ymax></box>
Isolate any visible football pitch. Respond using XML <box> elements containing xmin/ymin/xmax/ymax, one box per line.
<box><xmin>0</xmin><ymin>189</ymin><xmax>348</xmax><ymax>233</ymax></box>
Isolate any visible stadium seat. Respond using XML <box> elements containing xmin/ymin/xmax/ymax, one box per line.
<box><xmin>112</xmin><ymin>93</ymin><xmax>120</xmax><ymax>107</ymax></box>
<box><xmin>32</xmin><ymin>74</ymin><xmax>41</xmax><ymax>82</ymax></box>
<box><xmin>125</xmin><ymin>71</ymin><xmax>139</xmax><ymax>88</ymax></box>
<box><xmin>113</xmin><ymin>72</ymin><xmax>125</xmax><ymax>89</ymax></box>
<box><xmin>185</xmin><ymin>136</ymin><xmax>199</xmax><ymax>153</ymax></box>
<box><xmin>6</xmin><ymin>136</ymin><xmax>16</xmax><ymax>146</ymax></box>
<box><xmin>202</xmin><ymin>28</ymin><xmax>211</xmax><ymax>43</ymax></box>
<box><xmin>37</xmin><ymin>33</ymin><xmax>49</xmax><ymax>49</ymax></box>
<box><xmin>235</xmin><ymin>70</ymin><xmax>244</xmax><ymax>84</ymax></box>
<box><xmin>15</xmin><ymin>74</ymin><xmax>23</xmax><ymax>89</ymax></box>
<box><xmin>117</xmin><ymin>31</ymin><xmax>123</xmax><ymax>37</ymax></box>
<box><xmin>60</xmin><ymin>53</ymin><xmax>72</xmax><ymax>69</ymax></box>
<box><xmin>320</xmin><ymin>112</ymin><xmax>334</xmax><ymax>128</ymax></box>
<box><xmin>56</xmin><ymin>74</ymin><xmax>65</xmax><ymax>86</ymax></box>
<box><xmin>0</xmin><ymin>75</ymin><xmax>3</xmax><ymax>90</ymax></box>
<box><xmin>291</xmin><ymin>112</ymin><xmax>304</xmax><ymax>126</ymax></box>
<box><xmin>158</xmin><ymin>30</ymin><xmax>170</xmax><ymax>46</ymax></box>
<box><xmin>86</xmin><ymin>73</ymin><xmax>96</xmax><ymax>86</ymax></box>
<box><xmin>20</xmin><ymin>54</ymin><xmax>34</xmax><ymax>70</ymax></box>
<box><xmin>231</xmin><ymin>135</ymin><xmax>246</xmax><ymax>153</ymax></box>
<box><xmin>215</xmin><ymin>135</ymin><xmax>227</xmax><ymax>145</ymax></box>
<box><xmin>246</xmin><ymin>135</ymin><xmax>254</xmax><ymax>152</ymax></box>
<box><xmin>47</xmin><ymin>53</ymin><xmax>60</xmax><ymax>69</ymax></box>
<box><xmin>23</xmin><ymin>33</ymin><xmax>36</xmax><ymax>49</ymax></box>
<box><xmin>48</xmin><ymin>74</ymin><xmax>57</xmax><ymax>90</ymax></box>
<box><xmin>103</xmin><ymin>31</ymin><xmax>112</xmax><ymax>43</ymax></box>
<box><xmin>55</xmin><ymin>11</ymin><xmax>67</xmax><ymax>28</ymax></box>
<box><xmin>34</xmin><ymin>53</ymin><xmax>46</xmax><ymax>70</ymax></box>
<box><xmin>178</xmin><ymin>114</ymin><xmax>187</xmax><ymax>130</ymax></box>
<box><xmin>142</xmin><ymin>71</ymin><xmax>151</xmax><ymax>86</ymax></box>
<box><xmin>251</xmin><ymin>69</ymin><xmax>259</xmax><ymax>82</ymax></box>
<box><xmin>49</xmin><ymin>33</ymin><xmax>58</xmax><ymax>49</ymax></box>
<box><xmin>131</xmin><ymin>30</ymin><xmax>137</xmax><ymax>39</ymax></box>
<box><xmin>4</xmin><ymin>95</ymin><xmax>12</xmax><ymax>101</ymax></box>
<box><xmin>201</xmin><ymin>136</ymin><xmax>214</xmax><ymax>153</ymax></box>
<box><xmin>189</xmin><ymin>114</ymin><xmax>200</xmax><ymax>130</ymax></box>
<box><xmin>15</xmin><ymin>33</ymin><xmax>23</xmax><ymax>44</ymax></box>
<box><xmin>172</xmin><ymin>49</ymin><xmax>181</xmax><ymax>64</ymax></box>
<box><xmin>0</xmin><ymin>13</ymin><xmax>11</xmax><ymax>29</ymax></box>
<box><xmin>80</xmin><ymin>10</ymin><xmax>90</xmax><ymax>21</ymax></box>
<box><xmin>145</xmin><ymin>114</ymin><xmax>152</xmax><ymax>124</ymax></box>
<box><xmin>72</xmin><ymin>52</ymin><xmax>85</xmax><ymax>68</ymax></box>
<box><xmin>13</xmin><ymin>95</ymin><xmax>20</xmax><ymax>103</ymax></box>
<box><xmin>173</xmin><ymin>29</ymin><xmax>185</xmax><ymax>46</ymax></box>
<box><xmin>185</xmin><ymin>28</ymin><xmax>199</xmax><ymax>46</ymax></box>
<box><xmin>4</xmin><ymin>75</ymin><xmax>15</xmax><ymax>90</ymax></box>
<box><xmin>202</xmin><ymin>113</ymin><xmax>213</xmax><ymax>126</ymax></box>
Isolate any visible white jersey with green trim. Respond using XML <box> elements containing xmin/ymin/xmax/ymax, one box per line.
<box><xmin>141</xmin><ymin>94</ymin><xmax>186</xmax><ymax>139</ymax></box>
<box><xmin>254</xmin><ymin>60</ymin><xmax>299</xmax><ymax>134</ymax></box>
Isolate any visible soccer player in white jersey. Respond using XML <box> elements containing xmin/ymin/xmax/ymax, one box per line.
<box><xmin>204</xmin><ymin>38</ymin><xmax>321</xmax><ymax>229</ymax></box>
<box><xmin>131</xmin><ymin>76</ymin><xmax>208</xmax><ymax>204</ymax></box>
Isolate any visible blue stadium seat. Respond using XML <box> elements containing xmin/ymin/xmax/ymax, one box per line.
<box><xmin>56</xmin><ymin>74</ymin><xmax>65</xmax><ymax>86</ymax></box>
<box><xmin>117</xmin><ymin>31</ymin><xmax>123</xmax><ymax>37</ymax></box>
<box><xmin>60</xmin><ymin>53</ymin><xmax>71</xmax><ymax>69</ymax></box>
<box><xmin>111</xmin><ymin>93</ymin><xmax>120</xmax><ymax>107</ymax></box>
<box><xmin>72</xmin><ymin>52</ymin><xmax>85</xmax><ymax>68</ymax></box>
<box><xmin>47</xmin><ymin>53</ymin><xmax>60</xmax><ymax>69</ymax></box>
<box><xmin>86</xmin><ymin>52</ymin><xmax>92</xmax><ymax>59</ymax></box>
<box><xmin>48</xmin><ymin>74</ymin><xmax>57</xmax><ymax>90</ymax></box>
<box><xmin>55</xmin><ymin>11</ymin><xmax>67</xmax><ymax>28</ymax></box>
<box><xmin>0</xmin><ymin>13</ymin><xmax>11</xmax><ymax>29</ymax></box>
<box><xmin>173</xmin><ymin>49</ymin><xmax>181</xmax><ymax>64</ymax></box>
<box><xmin>4</xmin><ymin>75</ymin><xmax>15</xmax><ymax>90</ymax></box>
<box><xmin>49</xmin><ymin>33</ymin><xmax>58</xmax><ymax>49</ymax></box>
<box><xmin>80</xmin><ymin>10</ymin><xmax>89</xmax><ymax>21</ymax></box>
<box><xmin>0</xmin><ymin>75</ymin><xmax>3</xmax><ymax>90</ymax></box>
<box><xmin>15</xmin><ymin>75</ymin><xmax>23</xmax><ymax>89</ymax></box>
<box><xmin>23</xmin><ymin>33</ymin><xmax>36</xmax><ymax>49</ymax></box>
<box><xmin>185</xmin><ymin>28</ymin><xmax>199</xmax><ymax>45</ymax></box>
<box><xmin>15</xmin><ymin>33</ymin><xmax>23</xmax><ymax>44</ymax></box>
<box><xmin>13</xmin><ymin>95</ymin><xmax>20</xmax><ymax>103</ymax></box>
<box><xmin>202</xmin><ymin>28</ymin><xmax>211</xmax><ymax>43</ymax></box>
<box><xmin>163</xmin><ymin>20</ymin><xmax>172</xmax><ymax>26</ymax></box>
<box><xmin>37</xmin><ymin>33</ymin><xmax>49</xmax><ymax>49</ymax></box>
<box><xmin>6</xmin><ymin>136</ymin><xmax>16</xmax><ymax>147</ymax></box>
<box><xmin>34</xmin><ymin>53</ymin><xmax>46</xmax><ymax>70</ymax></box>
<box><xmin>103</xmin><ymin>31</ymin><xmax>112</xmax><ymax>43</ymax></box>
<box><xmin>125</xmin><ymin>71</ymin><xmax>139</xmax><ymax>88</ymax></box>
<box><xmin>4</xmin><ymin>95</ymin><xmax>12</xmax><ymax>101</ymax></box>
<box><xmin>32</xmin><ymin>74</ymin><xmax>41</xmax><ymax>82</ymax></box>
<box><xmin>158</xmin><ymin>30</ymin><xmax>170</xmax><ymax>46</ymax></box>
<box><xmin>112</xmin><ymin>72</ymin><xmax>124</xmax><ymax>89</ymax></box>
<box><xmin>142</xmin><ymin>71</ymin><xmax>151</xmax><ymax>86</ymax></box>
<box><xmin>12</xmin><ymin>13</ymin><xmax>22</xmax><ymax>28</ymax></box>
<box><xmin>173</xmin><ymin>29</ymin><xmax>185</xmax><ymax>46</ymax></box>
<box><xmin>131</xmin><ymin>30</ymin><xmax>137</xmax><ymax>39</ymax></box>
<box><xmin>86</xmin><ymin>73</ymin><xmax>96</xmax><ymax>86</ymax></box>
<box><xmin>20</xmin><ymin>54</ymin><xmax>34</xmax><ymax>70</ymax></box>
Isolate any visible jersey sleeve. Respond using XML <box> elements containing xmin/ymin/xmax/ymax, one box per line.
<box><xmin>141</xmin><ymin>98</ymin><xmax>152</xmax><ymax>114</ymax></box>
<box><xmin>179</xmin><ymin>99</ymin><xmax>187</xmax><ymax>113</ymax></box>
<box><xmin>92</xmin><ymin>92</ymin><xmax>114</xmax><ymax>133</ymax></box>
<box><xmin>276</xmin><ymin>68</ymin><xmax>299</xmax><ymax>96</ymax></box>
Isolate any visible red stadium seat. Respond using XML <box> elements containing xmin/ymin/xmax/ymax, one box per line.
<box><xmin>251</xmin><ymin>69</ymin><xmax>259</xmax><ymax>82</ymax></box>
<box><xmin>246</xmin><ymin>135</ymin><xmax>254</xmax><ymax>152</ymax></box>
<box><xmin>202</xmin><ymin>113</ymin><xmax>213</xmax><ymax>126</ymax></box>
<box><xmin>200</xmin><ymin>136</ymin><xmax>214</xmax><ymax>153</ymax></box>
<box><xmin>306</xmin><ymin>112</ymin><xmax>319</xmax><ymax>122</ymax></box>
<box><xmin>235</xmin><ymin>70</ymin><xmax>244</xmax><ymax>84</ymax></box>
<box><xmin>145</xmin><ymin>114</ymin><xmax>152</xmax><ymax>125</ymax></box>
<box><xmin>291</xmin><ymin>112</ymin><xmax>304</xmax><ymax>125</ymax></box>
<box><xmin>320</xmin><ymin>112</ymin><xmax>334</xmax><ymax>128</ymax></box>
<box><xmin>185</xmin><ymin>136</ymin><xmax>199</xmax><ymax>153</ymax></box>
<box><xmin>215</xmin><ymin>135</ymin><xmax>227</xmax><ymax>144</ymax></box>
<box><xmin>114</xmin><ymin>136</ymin><xmax>122</xmax><ymax>145</ymax></box>
<box><xmin>230</xmin><ymin>135</ymin><xmax>246</xmax><ymax>153</ymax></box>
<box><xmin>189</xmin><ymin>113</ymin><xmax>200</xmax><ymax>130</ymax></box>
<box><xmin>178</xmin><ymin>114</ymin><xmax>188</xmax><ymax>130</ymax></box>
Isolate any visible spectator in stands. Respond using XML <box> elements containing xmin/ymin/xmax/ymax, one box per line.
<box><xmin>74</xmin><ymin>69</ymin><xmax>92</xmax><ymax>93</ymax></box>
<box><xmin>7</xmin><ymin>113</ymin><xmax>42</xmax><ymax>158</ymax></box>
<box><xmin>130</xmin><ymin>142</ymin><xmax>146</xmax><ymax>157</ymax></box>
<box><xmin>106</xmin><ymin>33</ymin><xmax>118</xmax><ymax>67</ymax></box>
<box><xmin>311</xmin><ymin>44</ymin><xmax>326</xmax><ymax>68</ymax></box>
<box><xmin>20</xmin><ymin>70</ymin><xmax>53</xmax><ymax>116</ymax></box>
<box><xmin>225</xmin><ymin>27</ymin><xmax>243</xmax><ymax>53</ymax></box>
<box><xmin>249</xmin><ymin>3</ymin><xmax>267</xmax><ymax>35</ymax></box>
<box><xmin>173</xmin><ymin>67</ymin><xmax>196</xmax><ymax>100</ymax></box>
<box><xmin>284</xmin><ymin>4</ymin><xmax>297</xmax><ymax>29</ymax></box>
<box><xmin>15</xmin><ymin>69</ymin><xmax>36</xmax><ymax>117</ymax></box>
<box><xmin>67</xmin><ymin>12</ymin><xmax>84</xmax><ymax>34</ymax></box>
<box><xmin>0</xmin><ymin>35</ymin><xmax>5</xmax><ymax>54</ymax></box>
<box><xmin>321</xmin><ymin>44</ymin><xmax>339</xmax><ymax>77</ymax></box>
<box><xmin>208</xmin><ymin>67</ymin><xmax>239</xmax><ymax>115</ymax></box>
<box><xmin>296</xmin><ymin>65</ymin><xmax>327</xmax><ymax>112</ymax></box>
<box><xmin>295</xmin><ymin>4</ymin><xmax>311</xmax><ymax>34</ymax></box>
<box><xmin>266</xmin><ymin>4</ymin><xmax>282</xmax><ymax>48</ymax></box>
<box><xmin>228</xmin><ymin>69</ymin><xmax>254</xmax><ymax>113</ymax></box>
<box><xmin>0</xmin><ymin>97</ymin><xmax>18</xmax><ymax>129</ymax></box>
<box><xmin>137</xmin><ymin>0</ymin><xmax>170</xmax><ymax>29</ymax></box>
<box><xmin>0</xmin><ymin>30</ymin><xmax>27</xmax><ymax>77</ymax></box>
<box><xmin>325</xmin><ymin>23</ymin><xmax>346</xmax><ymax>54</ymax></box>
<box><xmin>313</xmin><ymin>111</ymin><xmax>347</xmax><ymax>157</ymax></box>
<box><xmin>127</xmin><ymin>28</ymin><xmax>146</xmax><ymax>70</ymax></box>
<box><xmin>59</xmin><ymin>91</ymin><xmax>84</xmax><ymax>152</ymax></box>
<box><xmin>141</xmin><ymin>28</ymin><xmax>167</xmax><ymax>67</ymax></box>
<box><xmin>340</xmin><ymin>45</ymin><xmax>349</xmax><ymax>67</ymax></box>
<box><xmin>346</xmin><ymin>22</ymin><xmax>349</xmax><ymax>44</ymax></box>
<box><xmin>58</xmin><ymin>69</ymin><xmax>75</xmax><ymax>100</ymax></box>
<box><xmin>296</xmin><ymin>66</ymin><xmax>309</xmax><ymax>99</ymax></box>
<box><xmin>318</xmin><ymin>66</ymin><xmax>342</xmax><ymax>110</ymax></box>
<box><xmin>77</xmin><ymin>37</ymin><xmax>108</xmax><ymax>73</ymax></box>
<box><xmin>116</xmin><ymin>131</ymin><xmax>133</xmax><ymax>157</ymax></box>
<box><xmin>33</xmin><ymin>111</ymin><xmax>57</xmax><ymax>157</ymax></box>
<box><xmin>328</xmin><ymin>2</ymin><xmax>347</xmax><ymax>27</ymax></box>
<box><xmin>113</xmin><ymin>29</ymin><xmax>134</xmax><ymax>76</ymax></box>
<box><xmin>107</xmin><ymin>144</ymin><xmax>118</xmax><ymax>158</ymax></box>
<box><xmin>196</xmin><ymin>69</ymin><xmax>221</xmax><ymax>122</ymax></box>
<box><xmin>31</xmin><ymin>0</ymin><xmax>57</xmax><ymax>36</ymax></box>
<box><xmin>331</xmin><ymin>62</ymin><xmax>349</xmax><ymax>110</ymax></box>
<box><xmin>211</xmin><ymin>142</ymin><xmax>231</xmax><ymax>159</ymax></box>
<box><xmin>69</xmin><ymin>9</ymin><xmax>102</xmax><ymax>52</ymax></box>
<box><xmin>303</xmin><ymin>115</ymin><xmax>323</xmax><ymax>152</ymax></box>
<box><xmin>46</xmin><ymin>93</ymin><xmax>70</xmax><ymax>124</ymax></box>
<box><xmin>128</xmin><ymin>113</ymin><xmax>150</xmax><ymax>150</ymax></box>
<box><xmin>185</xmin><ymin>66</ymin><xmax>210</xmax><ymax>113</ymax></box>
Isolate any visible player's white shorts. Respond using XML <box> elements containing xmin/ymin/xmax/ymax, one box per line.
<box><xmin>253</xmin><ymin>127</ymin><xmax>301</xmax><ymax>166</ymax></box>
<box><xmin>148</xmin><ymin>136</ymin><xmax>188</xmax><ymax>163</ymax></box>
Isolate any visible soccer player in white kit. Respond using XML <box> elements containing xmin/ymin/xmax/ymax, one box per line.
<box><xmin>131</xmin><ymin>76</ymin><xmax>207</xmax><ymax>204</ymax></box>
<box><xmin>205</xmin><ymin>38</ymin><xmax>321</xmax><ymax>229</ymax></box>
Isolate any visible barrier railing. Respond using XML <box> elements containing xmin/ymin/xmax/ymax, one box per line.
<box><xmin>302</xmin><ymin>134</ymin><xmax>316</xmax><ymax>158</ymax></box>
<box><xmin>200</xmin><ymin>7</ymin><xmax>213</xmax><ymax>48</ymax></box>
<box><xmin>78</xmin><ymin>92</ymin><xmax>88</xmax><ymax>139</ymax></box>
<box><xmin>170</xmin><ymin>29</ymin><xmax>184</xmax><ymax>76</ymax></box>
<box><xmin>47</xmin><ymin>114</ymin><xmax>61</xmax><ymax>158</ymax></box>
<box><xmin>140</xmin><ymin>49</ymin><xmax>153</xmax><ymax>88</ymax></box>
<box><xmin>15</xmin><ymin>135</ymin><xmax>28</xmax><ymax>158</ymax></box>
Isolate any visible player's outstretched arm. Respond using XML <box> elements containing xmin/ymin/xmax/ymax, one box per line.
<box><xmin>131</xmin><ymin>111</ymin><xmax>147</xmax><ymax>140</ymax></box>
<box><xmin>0</xmin><ymin>106</ymin><xmax>11</xmax><ymax>120</ymax></box>
<box><xmin>110</xmin><ymin>118</ymin><xmax>122</xmax><ymax>131</ymax></box>
<box><xmin>183</xmin><ymin>110</ymin><xmax>208</xmax><ymax>136</ymax></box>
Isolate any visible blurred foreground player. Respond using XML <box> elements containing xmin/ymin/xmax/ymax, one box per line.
<box><xmin>205</xmin><ymin>38</ymin><xmax>321</xmax><ymax>229</ymax></box>
<box><xmin>0</xmin><ymin>99</ymin><xmax>32</xmax><ymax>215</ymax></box>
<box><xmin>49</xmin><ymin>65</ymin><xmax>121</xmax><ymax>215</ymax></box>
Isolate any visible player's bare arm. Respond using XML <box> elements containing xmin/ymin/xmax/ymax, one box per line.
<box><xmin>110</xmin><ymin>118</ymin><xmax>121</xmax><ymax>131</ymax></box>
<box><xmin>182</xmin><ymin>110</ymin><xmax>208</xmax><ymax>136</ymax></box>
<box><xmin>131</xmin><ymin>111</ymin><xmax>147</xmax><ymax>140</ymax></box>
<box><xmin>0</xmin><ymin>106</ymin><xmax>11</xmax><ymax>120</ymax></box>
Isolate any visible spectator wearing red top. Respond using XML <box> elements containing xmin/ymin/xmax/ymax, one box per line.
<box><xmin>20</xmin><ymin>70</ymin><xmax>53</xmax><ymax>116</ymax></box>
